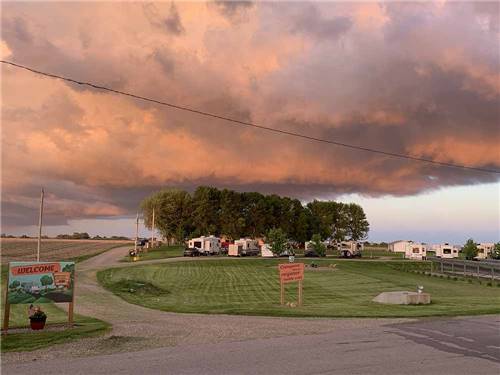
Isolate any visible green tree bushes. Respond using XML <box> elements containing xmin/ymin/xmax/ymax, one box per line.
<box><xmin>141</xmin><ymin>186</ymin><xmax>370</xmax><ymax>244</ymax></box>
<box><xmin>463</xmin><ymin>239</ymin><xmax>478</xmax><ymax>260</ymax></box>
<box><xmin>266</xmin><ymin>228</ymin><xmax>288</xmax><ymax>256</ymax></box>
<box><xmin>491</xmin><ymin>243</ymin><xmax>500</xmax><ymax>260</ymax></box>
<box><xmin>311</xmin><ymin>234</ymin><xmax>326</xmax><ymax>257</ymax></box>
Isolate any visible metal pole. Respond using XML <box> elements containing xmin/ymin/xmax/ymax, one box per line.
<box><xmin>37</xmin><ymin>188</ymin><xmax>44</xmax><ymax>262</ymax></box>
<box><xmin>477</xmin><ymin>265</ymin><xmax>480</xmax><ymax>280</ymax></box>
<box><xmin>134</xmin><ymin>212</ymin><xmax>139</xmax><ymax>253</ymax></box>
<box><xmin>492</xmin><ymin>267</ymin><xmax>494</xmax><ymax>281</ymax></box>
<box><xmin>151</xmin><ymin>207</ymin><xmax>155</xmax><ymax>248</ymax></box>
<box><xmin>441</xmin><ymin>261</ymin><xmax>443</xmax><ymax>273</ymax></box>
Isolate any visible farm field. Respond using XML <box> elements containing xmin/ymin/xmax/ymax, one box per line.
<box><xmin>122</xmin><ymin>245</ymin><xmax>184</xmax><ymax>262</ymax></box>
<box><xmin>98</xmin><ymin>258</ymin><xmax>500</xmax><ymax>318</ymax></box>
<box><xmin>1</xmin><ymin>238</ymin><xmax>131</xmax><ymax>264</ymax></box>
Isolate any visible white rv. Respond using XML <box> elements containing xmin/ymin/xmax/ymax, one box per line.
<box><xmin>260</xmin><ymin>243</ymin><xmax>274</xmax><ymax>258</ymax></box>
<box><xmin>187</xmin><ymin>236</ymin><xmax>221</xmax><ymax>255</ymax></box>
<box><xmin>388</xmin><ymin>240</ymin><xmax>413</xmax><ymax>253</ymax></box>
<box><xmin>404</xmin><ymin>243</ymin><xmax>427</xmax><ymax>260</ymax></box>
<box><xmin>476</xmin><ymin>243</ymin><xmax>494</xmax><ymax>260</ymax></box>
<box><xmin>338</xmin><ymin>241</ymin><xmax>363</xmax><ymax>258</ymax></box>
<box><xmin>228</xmin><ymin>238</ymin><xmax>260</xmax><ymax>257</ymax></box>
<box><xmin>434</xmin><ymin>243</ymin><xmax>458</xmax><ymax>259</ymax></box>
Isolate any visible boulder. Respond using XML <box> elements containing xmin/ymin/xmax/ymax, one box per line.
<box><xmin>373</xmin><ymin>291</ymin><xmax>431</xmax><ymax>305</ymax></box>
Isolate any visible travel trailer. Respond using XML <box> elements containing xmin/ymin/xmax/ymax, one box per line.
<box><xmin>404</xmin><ymin>243</ymin><xmax>427</xmax><ymax>260</ymax></box>
<box><xmin>228</xmin><ymin>238</ymin><xmax>260</xmax><ymax>257</ymax></box>
<box><xmin>433</xmin><ymin>243</ymin><xmax>458</xmax><ymax>259</ymax></box>
<box><xmin>187</xmin><ymin>236</ymin><xmax>221</xmax><ymax>255</ymax></box>
<box><xmin>260</xmin><ymin>243</ymin><xmax>274</xmax><ymax>258</ymax></box>
<box><xmin>338</xmin><ymin>241</ymin><xmax>363</xmax><ymax>258</ymax></box>
<box><xmin>388</xmin><ymin>240</ymin><xmax>413</xmax><ymax>253</ymax></box>
<box><xmin>476</xmin><ymin>243</ymin><xmax>494</xmax><ymax>260</ymax></box>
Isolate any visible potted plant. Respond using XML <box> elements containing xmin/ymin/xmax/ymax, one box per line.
<box><xmin>29</xmin><ymin>306</ymin><xmax>47</xmax><ymax>330</ymax></box>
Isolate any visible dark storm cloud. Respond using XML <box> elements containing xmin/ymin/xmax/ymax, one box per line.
<box><xmin>292</xmin><ymin>4</ymin><xmax>353</xmax><ymax>40</ymax></box>
<box><xmin>1</xmin><ymin>1</ymin><xmax>499</xmax><ymax>228</ymax></box>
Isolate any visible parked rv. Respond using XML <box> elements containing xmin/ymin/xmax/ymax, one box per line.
<box><xmin>433</xmin><ymin>243</ymin><xmax>458</xmax><ymax>259</ymax></box>
<box><xmin>260</xmin><ymin>243</ymin><xmax>274</xmax><ymax>258</ymax></box>
<box><xmin>388</xmin><ymin>240</ymin><xmax>413</xmax><ymax>253</ymax></box>
<box><xmin>404</xmin><ymin>243</ymin><xmax>427</xmax><ymax>260</ymax></box>
<box><xmin>476</xmin><ymin>243</ymin><xmax>494</xmax><ymax>260</ymax></box>
<box><xmin>338</xmin><ymin>241</ymin><xmax>363</xmax><ymax>258</ymax></box>
<box><xmin>187</xmin><ymin>235</ymin><xmax>221</xmax><ymax>255</ymax></box>
<box><xmin>228</xmin><ymin>238</ymin><xmax>260</xmax><ymax>257</ymax></box>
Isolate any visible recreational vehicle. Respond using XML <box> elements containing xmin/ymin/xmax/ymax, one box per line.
<box><xmin>388</xmin><ymin>240</ymin><xmax>413</xmax><ymax>253</ymax></box>
<box><xmin>434</xmin><ymin>243</ymin><xmax>458</xmax><ymax>259</ymax></box>
<box><xmin>404</xmin><ymin>243</ymin><xmax>427</xmax><ymax>260</ymax></box>
<box><xmin>260</xmin><ymin>243</ymin><xmax>274</xmax><ymax>258</ymax></box>
<box><xmin>338</xmin><ymin>241</ymin><xmax>363</xmax><ymax>258</ymax></box>
<box><xmin>187</xmin><ymin>235</ymin><xmax>221</xmax><ymax>255</ymax></box>
<box><xmin>228</xmin><ymin>238</ymin><xmax>260</xmax><ymax>257</ymax></box>
<box><xmin>476</xmin><ymin>243</ymin><xmax>494</xmax><ymax>260</ymax></box>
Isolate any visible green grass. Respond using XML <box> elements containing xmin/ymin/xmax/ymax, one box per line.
<box><xmin>1</xmin><ymin>317</ymin><xmax>110</xmax><ymax>352</ymax></box>
<box><xmin>121</xmin><ymin>245</ymin><xmax>184</xmax><ymax>262</ymax></box>
<box><xmin>98</xmin><ymin>258</ymin><xmax>500</xmax><ymax>318</ymax></box>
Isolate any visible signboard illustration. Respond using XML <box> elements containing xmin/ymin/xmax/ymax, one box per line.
<box><xmin>7</xmin><ymin>261</ymin><xmax>75</xmax><ymax>304</ymax></box>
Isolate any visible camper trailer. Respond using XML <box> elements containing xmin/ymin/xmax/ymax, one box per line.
<box><xmin>187</xmin><ymin>236</ymin><xmax>221</xmax><ymax>255</ymax></box>
<box><xmin>434</xmin><ymin>243</ymin><xmax>458</xmax><ymax>259</ymax></box>
<box><xmin>388</xmin><ymin>240</ymin><xmax>413</xmax><ymax>253</ymax></box>
<box><xmin>476</xmin><ymin>243</ymin><xmax>494</xmax><ymax>260</ymax></box>
<box><xmin>404</xmin><ymin>243</ymin><xmax>427</xmax><ymax>260</ymax></box>
<box><xmin>260</xmin><ymin>243</ymin><xmax>274</xmax><ymax>258</ymax></box>
<box><xmin>228</xmin><ymin>238</ymin><xmax>260</xmax><ymax>257</ymax></box>
<box><xmin>338</xmin><ymin>241</ymin><xmax>363</xmax><ymax>258</ymax></box>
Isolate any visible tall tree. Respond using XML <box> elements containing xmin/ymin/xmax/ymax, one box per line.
<box><xmin>345</xmin><ymin>203</ymin><xmax>369</xmax><ymax>241</ymax></box>
<box><xmin>462</xmin><ymin>239</ymin><xmax>478</xmax><ymax>260</ymax></box>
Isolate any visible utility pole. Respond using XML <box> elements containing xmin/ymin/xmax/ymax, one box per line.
<box><xmin>134</xmin><ymin>212</ymin><xmax>139</xmax><ymax>253</ymax></box>
<box><xmin>151</xmin><ymin>207</ymin><xmax>155</xmax><ymax>249</ymax></box>
<box><xmin>37</xmin><ymin>188</ymin><xmax>44</xmax><ymax>262</ymax></box>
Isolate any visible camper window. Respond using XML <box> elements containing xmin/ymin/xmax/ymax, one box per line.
<box><xmin>412</xmin><ymin>248</ymin><xmax>419</xmax><ymax>253</ymax></box>
<box><xmin>443</xmin><ymin>249</ymin><xmax>451</xmax><ymax>254</ymax></box>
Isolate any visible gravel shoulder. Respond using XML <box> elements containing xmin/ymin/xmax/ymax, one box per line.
<box><xmin>3</xmin><ymin>247</ymin><xmax>413</xmax><ymax>363</ymax></box>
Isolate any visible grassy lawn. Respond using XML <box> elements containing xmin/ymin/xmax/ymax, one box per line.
<box><xmin>121</xmin><ymin>245</ymin><xmax>184</xmax><ymax>262</ymax></box>
<box><xmin>98</xmin><ymin>258</ymin><xmax>500</xmax><ymax>318</ymax></box>
<box><xmin>1</xmin><ymin>317</ymin><xmax>110</xmax><ymax>352</ymax></box>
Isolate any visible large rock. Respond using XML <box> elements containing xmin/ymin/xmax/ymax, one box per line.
<box><xmin>373</xmin><ymin>291</ymin><xmax>431</xmax><ymax>305</ymax></box>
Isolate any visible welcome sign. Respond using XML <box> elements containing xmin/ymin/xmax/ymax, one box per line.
<box><xmin>7</xmin><ymin>261</ymin><xmax>75</xmax><ymax>304</ymax></box>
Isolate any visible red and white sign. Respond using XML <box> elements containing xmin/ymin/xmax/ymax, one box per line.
<box><xmin>279</xmin><ymin>263</ymin><xmax>304</xmax><ymax>283</ymax></box>
<box><xmin>10</xmin><ymin>263</ymin><xmax>61</xmax><ymax>276</ymax></box>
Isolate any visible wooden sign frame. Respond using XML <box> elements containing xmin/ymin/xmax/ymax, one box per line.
<box><xmin>279</xmin><ymin>263</ymin><xmax>304</xmax><ymax>306</ymax></box>
<box><xmin>2</xmin><ymin>262</ymin><xmax>75</xmax><ymax>333</ymax></box>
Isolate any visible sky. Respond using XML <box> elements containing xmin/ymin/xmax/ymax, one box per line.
<box><xmin>1</xmin><ymin>1</ymin><xmax>499</xmax><ymax>244</ymax></box>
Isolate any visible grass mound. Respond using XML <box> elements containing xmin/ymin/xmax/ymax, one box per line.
<box><xmin>110</xmin><ymin>280</ymin><xmax>168</xmax><ymax>296</ymax></box>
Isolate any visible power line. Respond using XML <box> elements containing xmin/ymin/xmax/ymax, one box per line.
<box><xmin>2</xmin><ymin>59</ymin><xmax>499</xmax><ymax>175</ymax></box>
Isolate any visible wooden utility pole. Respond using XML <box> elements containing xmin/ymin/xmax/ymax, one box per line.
<box><xmin>134</xmin><ymin>212</ymin><xmax>139</xmax><ymax>253</ymax></box>
<box><xmin>151</xmin><ymin>208</ymin><xmax>155</xmax><ymax>249</ymax></box>
<box><xmin>37</xmin><ymin>188</ymin><xmax>44</xmax><ymax>262</ymax></box>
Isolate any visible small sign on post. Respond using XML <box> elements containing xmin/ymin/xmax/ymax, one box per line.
<box><xmin>279</xmin><ymin>263</ymin><xmax>304</xmax><ymax>306</ymax></box>
<box><xmin>3</xmin><ymin>261</ymin><xmax>75</xmax><ymax>332</ymax></box>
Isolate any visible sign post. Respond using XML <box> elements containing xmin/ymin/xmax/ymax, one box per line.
<box><xmin>278</xmin><ymin>263</ymin><xmax>305</xmax><ymax>306</ymax></box>
<box><xmin>3</xmin><ymin>261</ymin><xmax>75</xmax><ymax>332</ymax></box>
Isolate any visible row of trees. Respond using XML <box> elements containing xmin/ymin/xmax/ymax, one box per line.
<box><xmin>141</xmin><ymin>186</ymin><xmax>369</xmax><ymax>244</ymax></box>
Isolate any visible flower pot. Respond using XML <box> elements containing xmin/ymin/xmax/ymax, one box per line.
<box><xmin>30</xmin><ymin>318</ymin><xmax>46</xmax><ymax>330</ymax></box>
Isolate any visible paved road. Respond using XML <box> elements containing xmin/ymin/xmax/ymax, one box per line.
<box><xmin>4</xmin><ymin>315</ymin><xmax>499</xmax><ymax>374</ymax></box>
